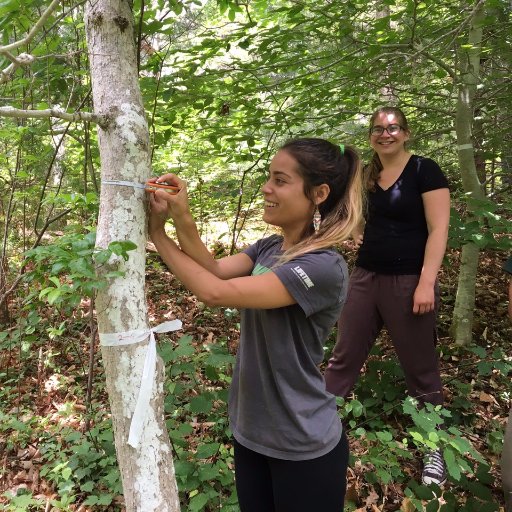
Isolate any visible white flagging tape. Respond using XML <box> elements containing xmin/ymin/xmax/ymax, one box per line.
<box><xmin>457</xmin><ymin>144</ymin><xmax>474</xmax><ymax>151</ymax></box>
<box><xmin>102</xmin><ymin>180</ymin><xmax>147</xmax><ymax>190</ymax></box>
<box><xmin>99</xmin><ymin>320</ymin><xmax>183</xmax><ymax>448</ymax></box>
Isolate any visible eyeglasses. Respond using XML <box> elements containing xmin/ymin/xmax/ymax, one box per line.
<box><xmin>370</xmin><ymin>124</ymin><xmax>403</xmax><ymax>136</ymax></box>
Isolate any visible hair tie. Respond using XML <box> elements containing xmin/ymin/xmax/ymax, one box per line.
<box><xmin>339</xmin><ymin>144</ymin><xmax>345</xmax><ymax>155</ymax></box>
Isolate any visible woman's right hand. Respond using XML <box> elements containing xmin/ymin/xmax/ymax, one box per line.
<box><xmin>353</xmin><ymin>233</ymin><xmax>364</xmax><ymax>249</ymax></box>
<box><xmin>146</xmin><ymin>173</ymin><xmax>190</xmax><ymax>221</ymax></box>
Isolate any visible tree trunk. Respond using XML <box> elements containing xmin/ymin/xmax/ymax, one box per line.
<box><xmin>84</xmin><ymin>1</ymin><xmax>180</xmax><ymax>510</ymax></box>
<box><xmin>450</xmin><ymin>0</ymin><xmax>486</xmax><ymax>345</ymax></box>
<box><xmin>450</xmin><ymin>242</ymin><xmax>479</xmax><ymax>344</ymax></box>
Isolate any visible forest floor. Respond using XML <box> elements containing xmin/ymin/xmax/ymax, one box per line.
<box><xmin>0</xmin><ymin>244</ymin><xmax>510</xmax><ymax>511</ymax></box>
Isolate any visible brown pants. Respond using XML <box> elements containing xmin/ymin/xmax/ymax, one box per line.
<box><xmin>324</xmin><ymin>267</ymin><xmax>443</xmax><ymax>406</ymax></box>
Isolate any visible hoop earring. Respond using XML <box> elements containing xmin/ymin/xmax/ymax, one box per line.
<box><xmin>313</xmin><ymin>206</ymin><xmax>321</xmax><ymax>232</ymax></box>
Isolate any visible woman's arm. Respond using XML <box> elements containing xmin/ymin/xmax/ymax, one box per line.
<box><xmin>413</xmin><ymin>187</ymin><xmax>450</xmax><ymax>314</ymax></box>
<box><xmin>148</xmin><ymin>174</ymin><xmax>254</xmax><ymax>279</ymax></box>
<box><xmin>149</xmin><ymin>229</ymin><xmax>296</xmax><ymax>309</ymax></box>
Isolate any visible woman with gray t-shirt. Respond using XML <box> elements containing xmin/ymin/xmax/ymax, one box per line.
<box><xmin>147</xmin><ymin>138</ymin><xmax>363</xmax><ymax>511</ymax></box>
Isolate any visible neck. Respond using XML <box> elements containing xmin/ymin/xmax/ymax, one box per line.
<box><xmin>281</xmin><ymin>235</ymin><xmax>297</xmax><ymax>251</ymax></box>
<box><xmin>379</xmin><ymin>150</ymin><xmax>411</xmax><ymax>168</ymax></box>
<box><xmin>281</xmin><ymin>225</ymin><xmax>308</xmax><ymax>250</ymax></box>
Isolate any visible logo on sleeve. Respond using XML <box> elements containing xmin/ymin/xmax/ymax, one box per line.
<box><xmin>292</xmin><ymin>265</ymin><xmax>314</xmax><ymax>289</ymax></box>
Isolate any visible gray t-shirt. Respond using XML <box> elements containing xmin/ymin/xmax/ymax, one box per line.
<box><xmin>229</xmin><ymin>235</ymin><xmax>348</xmax><ymax>461</ymax></box>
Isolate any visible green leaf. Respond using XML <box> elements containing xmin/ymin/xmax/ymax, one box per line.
<box><xmin>349</xmin><ymin>399</ymin><xmax>364</xmax><ymax>417</ymax></box>
<box><xmin>108</xmin><ymin>240</ymin><xmax>137</xmax><ymax>259</ymax></box>
<box><xmin>49</xmin><ymin>276</ymin><xmax>61</xmax><ymax>287</ymax></box>
<box><xmin>174</xmin><ymin>460</ymin><xmax>196</xmax><ymax>479</ymax></box>
<box><xmin>426</xmin><ymin>499</ymin><xmax>441</xmax><ymax>512</ymax></box>
<box><xmin>428</xmin><ymin>431</ymin><xmax>440</xmax><ymax>443</ymax></box>
<box><xmin>69</xmin><ymin>257</ymin><xmax>95</xmax><ymax>277</ymax></box>
<box><xmin>205</xmin><ymin>365</ymin><xmax>219</xmax><ymax>380</ymax></box>
<box><xmin>158</xmin><ymin>343</ymin><xmax>176</xmax><ymax>363</ymax></box>
<box><xmin>83</xmin><ymin>495</ymin><xmax>99</xmax><ymax>506</ymax></box>
<box><xmin>444</xmin><ymin>448</ymin><xmax>460</xmax><ymax>481</ymax></box>
<box><xmin>448</xmin><ymin>436</ymin><xmax>472</xmax><ymax>454</ymax></box>
<box><xmin>175</xmin><ymin>335</ymin><xmax>195</xmax><ymax>357</ymax></box>
<box><xmin>94</xmin><ymin>250</ymin><xmax>111</xmax><ymax>264</ymax></box>
<box><xmin>104</xmin><ymin>271</ymin><xmax>125</xmax><ymax>279</ymax></box>
<box><xmin>375</xmin><ymin>468</ymin><xmax>392</xmax><ymax>484</ymax></box>
<box><xmin>96</xmin><ymin>493</ymin><xmax>113</xmax><ymax>505</ymax></box>
<box><xmin>80</xmin><ymin>481</ymin><xmax>95</xmax><ymax>493</ymax></box>
<box><xmin>47</xmin><ymin>288</ymin><xmax>63</xmax><ymax>305</ymax></box>
<box><xmin>61</xmin><ymin>466</ymin><xmax>72</xmax><ymax>481</ymax></box>
<box><xmin>189</xmin><ymin>491</ymin><xmax>209</xmax><ymax>512</ymax></box>
<box><xmin>376</xmin><ymin>430</ymin><xmax>393</xmax><ymax>443</ymax></box>
<box><xmin>408</xmin><ymin>480</ymin><xmax>437</xmax><ymax>500</ymax></box>
<box><xmin>196</xmin><ymin>442</ymin><xmax>220</xmax><ymax>459</ymax></box>
<box><xmin>198</xmin><ymin>464</ymin><xmax>220</xmax><ymax>481</ymax></box>
<box><xmin>39</xmin><ymin>287</ymin><xmax>54</xmax><ymax>299</ymax></box>
<box><xmin>204</xmin><ymin>347</ymin><xmax>235</xmax><ymax>366</ymax></box>
<box><xmin>189</xmin><ymin>394</ymin><xmax>213</xmax><ymax>414</ymax></box>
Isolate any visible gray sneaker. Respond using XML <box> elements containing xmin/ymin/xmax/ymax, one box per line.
<box><xmin>421</xmin><ymin>449</ymin><xmax>447</xmax><ymax>486</ymax></box>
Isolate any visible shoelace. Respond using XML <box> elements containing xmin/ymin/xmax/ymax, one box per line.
<box><xmin>424</xmin><ymin>450</ymin><xmax>445</xmax><ymax>473</ymax></box>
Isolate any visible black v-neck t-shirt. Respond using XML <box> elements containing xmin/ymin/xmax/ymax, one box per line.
<box><xmin>356</xmin><ymin>155</ymin><xmax>449</xmax><ymax>274</ymax></box>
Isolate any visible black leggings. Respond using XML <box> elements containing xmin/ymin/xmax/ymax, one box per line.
<box><xmin>233</xmin><ymin>433</ymin><xmax>349</xmax><ymax>512</ymax></box>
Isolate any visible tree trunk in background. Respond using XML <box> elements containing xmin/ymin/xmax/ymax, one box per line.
<box><xmin>450</xmin><ymin>0</ymin><xmax>485</xmax><ymax>346</ymax></box>
<box><xmin>85</xmin><ymin>1</ymin><xmax>180</xmax><ymax>510</ymax></box>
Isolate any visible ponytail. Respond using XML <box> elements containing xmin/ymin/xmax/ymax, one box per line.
<box><xmin>364</xmin><ymin>152</ymin><xmax>382</xmax><ymax>192</ymax></box>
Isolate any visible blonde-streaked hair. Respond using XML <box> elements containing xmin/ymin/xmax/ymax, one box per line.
<box><xmin>275</xmin><ymin>138</ymin><xmax>364</xmax><ymax>264</ymax></box>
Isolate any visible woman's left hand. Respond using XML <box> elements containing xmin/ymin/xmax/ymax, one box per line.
<box><xmin>412</xmin><ymin>281</ymin><xmax>435</xmax><ymax>315</ymax></box>
<box><xmin>148</xmin><ymin>188</ymin><xmax>173</xmax><ymax>234</ymax></box>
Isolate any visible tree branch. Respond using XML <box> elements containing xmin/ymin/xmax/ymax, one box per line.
<box><xmin>0</xmin><ymin>106</ymin><xmax>108</xmax><ymax>128</ymax></box>
<box><xmin>0</xmin><ymin>0</ymin><xmax>62</xmax><ymax>53</ymax></box>
<box><xmin>0</xmin><ymin>53</ymin><xmax>35</xmax><ymax>84</ymax></box>
<box><xmin>412</xmin><ymin>45</ymin><xmax>457</xmax><ymax>80</ymax></box>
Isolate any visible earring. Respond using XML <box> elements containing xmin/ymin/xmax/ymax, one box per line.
<box><xmin>313</xmin><ymin>206</ymin><xmax>321</xmax><ymax>232</ymax></box>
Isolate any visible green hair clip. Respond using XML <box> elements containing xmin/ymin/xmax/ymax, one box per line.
<box><xmin>339</xmin><ymin>144</ymin><xmax>345</xmax><ymax>155</ymax></box>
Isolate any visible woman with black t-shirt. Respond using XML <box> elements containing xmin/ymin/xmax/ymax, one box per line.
<box><xmin>324</xmin><ymin>106</ymin><xmax>450</xmax><ymax>486</ymax></box>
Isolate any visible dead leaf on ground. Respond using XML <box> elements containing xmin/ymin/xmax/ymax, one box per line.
<box><xmin>401</xmin><ymin>497</ymin><xmax>416</xmax><ymax>512</ymax></box>
<box><xmin>365</xmin><ymin>490</ymin><xmax>380</xmax><ymax>507</ymax></box>
<box><xmin>479</xmin><ymin>391</ymin><xmax>498</xmax><ymax>404</ymax></box>
<box><xmin>345</xmin><ymin>482</ymin><xmax>359</xmax><ymax>504</ymax></box>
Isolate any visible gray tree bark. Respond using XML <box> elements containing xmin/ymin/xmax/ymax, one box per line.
<box><xmin>85</xmin><ymin>1</ymin><xmax>180</xmax><ymax>510</ymax></box>
<box><xmin>450</xmin><ymin>0</ymin><xmax>486</xmax><ymax>346</ymax></box>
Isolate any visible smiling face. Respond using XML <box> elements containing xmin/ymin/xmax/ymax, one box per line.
<box><xmin>369</xmin><ymin>112</ymin><xmax>410</xmax><ymax>158</ymax></box>
<box><xmin>261</xmin><ymin>149</ymin><xmax>316</xmax><ymax>242</ymax></box>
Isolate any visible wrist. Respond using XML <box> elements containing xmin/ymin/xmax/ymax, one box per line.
<box><xmin>148</xmin><ymin>223</ymin><xmax>167</xmax><ymax>239</ymax></box>
<box><xmin>173</xmin><ymin>211</ymin><xmax>195</xmax><ymax>228</ymax></box>
<box><xmin>418</xmin><ymin>275</ymin><xmax>436</xmax><ymax>288</ymax></box>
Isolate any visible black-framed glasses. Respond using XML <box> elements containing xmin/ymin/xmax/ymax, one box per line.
<box><xmin>370</xmin><ymin>124</ymin><xmax>403</xmax><ymax>136</ymax></box>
